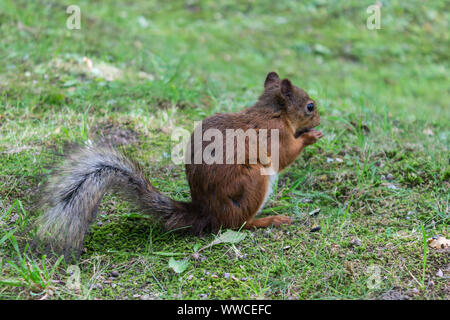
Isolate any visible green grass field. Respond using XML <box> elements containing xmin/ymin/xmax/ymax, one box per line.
<box><xmin>0</xmin><ymin>0</ymin><xmax>448</xmax><ymax>300</ymax></box>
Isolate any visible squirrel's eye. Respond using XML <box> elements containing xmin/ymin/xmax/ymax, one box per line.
<box><xmin>306</xmin><ymin>103</ymin><xmax>314</xmax><ymax>112</ymax></box>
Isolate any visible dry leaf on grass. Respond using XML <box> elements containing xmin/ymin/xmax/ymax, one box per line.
<box><xmin>427</xmin><ymin>236</ymin><xmax>450</xmax><ymax>250</ymax></box>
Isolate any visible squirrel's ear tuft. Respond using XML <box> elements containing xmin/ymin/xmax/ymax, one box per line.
<box><xmin>264</xmin><ymin>72</ymin><xmax>280</xmax><ymax>88</ymax></box>
<box><xmin>280</xmin><ymin>78</ymin><xmax>294</xmax><ymax>101</ymax></box>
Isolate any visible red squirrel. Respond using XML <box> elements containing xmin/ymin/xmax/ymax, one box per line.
<box><xmin>37</xmin><ymin>72</ymin><xmax>322</xmax><ymax>258</ymax></box>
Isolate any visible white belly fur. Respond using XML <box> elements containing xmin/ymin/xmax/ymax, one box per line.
<box><xmin>257</xmin><ymin>167</ymin><xmax>278</xmax><ymax>214</ymax></box>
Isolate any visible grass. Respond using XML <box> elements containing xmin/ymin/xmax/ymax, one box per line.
<box><xmin>0</xmin><ymin>0</ymin><xmax>449</xmax><ymax>300</ymax></box>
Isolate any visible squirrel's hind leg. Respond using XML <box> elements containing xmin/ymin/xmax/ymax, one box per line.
<box><xmin>243</xmin><ymin>215</ymin><xmax>292</xmax><ymax>229</ymax></box>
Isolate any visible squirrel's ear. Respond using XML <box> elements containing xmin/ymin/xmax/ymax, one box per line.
<box><xmin>280</xmin><ymin>78</ymin><xmax>294</xmax><ymax>101</ymax></box>
<box><xmin>264</xmin><ymin>72</ymin><xmax>280</xmax><ymax>88</ymax></box>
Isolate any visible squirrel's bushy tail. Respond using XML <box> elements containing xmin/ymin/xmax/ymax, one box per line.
<box><xmin>37</xmin><ymin>145</ymin><xmax>193</xmax><ymax>258</ymax></box>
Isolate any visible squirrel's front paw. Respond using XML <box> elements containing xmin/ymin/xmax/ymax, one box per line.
<box><xmin>302</xmin><ymin>129</ymin><xmax>323</xmax><ymax>146</ymax></box>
